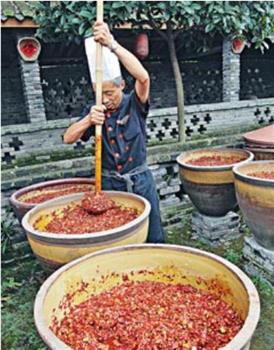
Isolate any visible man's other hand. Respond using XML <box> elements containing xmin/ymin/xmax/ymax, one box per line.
<box><xmin>88</xmin><ymin>105</ymin><xmax>106</xmax><ymax>125</ymax></box>
<box><xmin>93</xmin><ymin>21</ymin><xmax>113</xmax><ymax>47</ymax></box>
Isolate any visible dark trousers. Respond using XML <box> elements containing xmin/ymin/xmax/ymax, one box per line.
<box><xmin>102</xmin><ymin>169</ymin><xmax>165</xmax><ymax>243</ymax></box>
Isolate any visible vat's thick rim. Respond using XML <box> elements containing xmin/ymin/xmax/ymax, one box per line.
<box><xmin>34</xmin><ymin>244</ymin><xmax>260</xmax><ymax>350</ymax></box>
<box><xmin>22</xmin><ymin>191</ymin><xmax>151</xmax><ymax>241</ymax></box>
<box><xmin>176</xmin><ymin>148</ymin><xmax>254</xmax><ymax>172</ymax></box>
<box><xmin>10</xmin><ymin>177</ymin><xmax>95</xmax><ymax>210</ymax></box>
<box><xmin>243</xmin><ymin>124</ymin><xmax>274</xmax><ymax>147</ymax></box>
<box><xmin>233</xmin><ymin>160</ymin><xmax>274</xmax><ymax>186</ymax></box>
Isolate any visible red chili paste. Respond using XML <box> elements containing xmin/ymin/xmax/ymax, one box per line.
<box><xmin>34</xmin><ymin>202</ymin><xmax>139</xmax><ymax>234</ymax></box>
<box><xmin>82</xmin><ymin>192</ymin><xmax>116</xmax><ymax>214</ymax></box>
<box><xmin>18</xmin><ymin>184</ymin><xmax>94</xmax><ymax>204</ymax></box>
<box><xmin>247</xmin><ymin>171</ymin><xmax>274</xmax><ymax>180</ymax></box>
<box><xmin>51</xmin><ymin>280</ymin><xmax>243</xmax><ymax>350</ymax></box>
<box><xmin>187</xmin><ymin>155</ymin><xmax>246</xmax><ymax>166</ymax></box>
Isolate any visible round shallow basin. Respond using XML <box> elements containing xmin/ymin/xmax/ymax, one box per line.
<box><xmin>22</xmin><ymin>191</ymin><xmax>150</xmax><ymax>270</ymax></box>
<box><xmin>233</xmin><ymin>161</ymin><xmax>274</xmax><ymax>250</ymax></box>
<box><xmin>34</xmin><ymin>244</ymin><xmax>260</xmax><ymax>350</ymax></box>
<box><xmin>176</xmin><ymin>148</ymin><xmax>253</xmax><ymax>216</ymax></box>
<box><xmin>10</xmin><ymin>178</ymin><xmax>95</xmax><ymax>223</ymax></box>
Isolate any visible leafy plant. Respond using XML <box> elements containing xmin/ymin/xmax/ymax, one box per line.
<box><xmin>2</xmin><ymin>260</ymin><xmax>47</xmax><ymax>350</ymax></box>
<box><xmin>252</xmin><ymin>276</ymin><xmax>274</xmax><ymax>297</ymax></box>
<box><xmin>1</xmin><ymin>217</ymin><xmax>14</xmax><ymax>256</ymax></box>
<box><xmin>224</xmin><ymin>247</ymin><xmax>243</xmax><ymax>265</ymax></box>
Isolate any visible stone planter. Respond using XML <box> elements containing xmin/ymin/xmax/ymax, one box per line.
<box><xmin>34</xmin><ymin>244</ymin><xmax>260</xmax><ymax>350</ymax></box>
<box><xmin>10</xmin><ymin>178</ymin><xmax>95</xmax><ymax>223</ymax></box>
<box><xmin>22</xmin><ymin>191</ymin><xmax>150</xmax><ymax>270</ymax></box>
<box><xmin>233</xmin><ymin>161</ymin><xmax>274</xmax><ymax>250</ymax></box>
<box><xmin>177</xmin><ymin>148</ymin><xmax>253</xmax><ymax>216</ymax></box>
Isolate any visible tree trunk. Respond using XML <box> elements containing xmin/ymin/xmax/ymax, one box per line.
<box><xmin>167</xmin><ymin>27</ymin><xmax>185</xmax><ymax>143</ymax></box>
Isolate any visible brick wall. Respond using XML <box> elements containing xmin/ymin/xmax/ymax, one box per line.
<box><xmin>2</xmin><ymin>99</ymin><xmax>273</xmax><ymax>167</ymax></box>
<box><xmin>1</xmin><ymin>30</ymin><xmax>28</xmax><ymax>126</ymax></box>
<box><xmin>240</xmin><ymin>45</ymin><xmax>274</xmax><ymax>100</ymax></box>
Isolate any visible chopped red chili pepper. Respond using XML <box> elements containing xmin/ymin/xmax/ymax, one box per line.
<box><xmin>187</xmin><ymin>155</ymin><xmax>246</xmax><ymax>166</ymax></box>
<box><xmin>247</xmin><ymin>171</ymin><xmax>274</xmax><ymax>179</ymax></box>
<box><xmin>81</xmin><ymin>192</ymin><xmax>116</xmax><ymax>214</ymax></box>
<box><xmin>51</xmin><ymin>280</ymin><xmax>243</xmax><ymax>350</ymax></box>
<box><xmin>18</xmin><ymin>184</ymin><xmax>94</xmax><ymax>204</ymax></box>
<box><xmin>33</xmin><ymin>193</ymin><xmax>139</xmax><ymax>234</ymax></box>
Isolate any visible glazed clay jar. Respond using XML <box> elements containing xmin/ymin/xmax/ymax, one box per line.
<box><xmin>177</xmin><ymin>148</ymin><xmax>254</xmax><ymax>217</ymax></box>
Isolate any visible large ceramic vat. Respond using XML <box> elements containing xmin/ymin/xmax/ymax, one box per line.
<box><xmin>177</xmin><ymin>148</ymin><xmax>253</xmax><ymax>216</ymax></box>
<box><xmin>10</xmin><ymin>178</ymin><xmax>95</xmax><ymax>223</ymax></box>
<box><xmin>233</xmin><ymin>161</ymin><xmax>274</xmax><ymax>250</ymax></box>
<box><xmin>34</xmin><ymin>244</ymin><xmax>260</xmax><ymax>350</ymax></box>
<box><xmin>22</xmin><ymin>191</ymin><xmax>150</xmax><ymax>270</ymax></box>
<box><xmin>244</xmin><ymin>125</ymin><xmax>274</xmax><ymax>161</ymax></box>
<box><xmin>244</xmin><ymin>146</ymin><xmax>274</xmax><ymax>161</ymax></box>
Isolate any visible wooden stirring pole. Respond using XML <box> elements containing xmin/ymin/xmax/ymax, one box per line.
<box><xmin>81</xmin><ymin>0</ymin><xmax>114</xmax><ymax>215</ymax></box>
<box><xmin>95</xmin><ymin>0</ymin><xmax>104</xmax><ymax>193</ymax></box>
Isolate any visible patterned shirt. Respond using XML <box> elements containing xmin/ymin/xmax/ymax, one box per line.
<box><xmin>80</xmin><ymin>90</ymin><xmax>149</xmax><ymax>175</ymax></box>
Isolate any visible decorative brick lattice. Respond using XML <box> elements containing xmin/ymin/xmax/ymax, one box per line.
<box><xmin>9</xmin><ymin>137</ymin><xmax>24</xmax><ymax>151</ymax></box>
<box><xmin>254</xmin><ymin>107</ymin><xmax>274</xmax><ymax>124</ymax></box>
<box><xmin>123</xmin><ymin>58</ymin><xmax>222</xmax><ymax>108</ymax></box>
<box><xmin>41</xmin><ymin>63</ymin><xmax>93</xmax><ymax>120</ymax></box>
<box><xmin>2</xmin><ymin>152</ymin><xmax>15</xmax><ymax>164</ymax></box>
<box><xmin>1</xmin><ymin>31</ymin><xmax>29</xmax><ymax>126</ymax></box>
<box><xmin>1</xmin><ymin>99</ymin><xmax>274</xmax><ymax>166</ymax></box>
<box><xmin>181</xmin><ymin>62</ymin><xmax>222</xmax><ymax>105</ymax></box>
<box><xmin>146</xmin><ymin>114</ymin><xmax>178</xmax><ymax>142</ymax></box>
<box><xmin>240</xmin><ymin>57</ymin><xmax>274</xmax><ymax>100</ymax></box>
<box><xmin>73</xmin><ymin>141</ymin><xmax>86</xmax><ymax>151</ymax></box>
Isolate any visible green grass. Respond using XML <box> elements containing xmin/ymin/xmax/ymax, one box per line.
<box><xmin>1</xmin><ymin>259</ymin><xmax>48</xmax><ymax>350</ymax></box>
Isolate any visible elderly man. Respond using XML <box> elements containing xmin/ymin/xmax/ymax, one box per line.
<box><xmin>63</xmin><ymin>21</ymin><xmax>164</xmax><ymax>243</ymax></box>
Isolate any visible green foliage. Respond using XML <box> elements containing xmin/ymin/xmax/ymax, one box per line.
<box><xmin>2</xmin><ymin>260</ymin><xmax>48</xmax><ymax>350</ymax></box>
<box><xmin>252</xmin><ymin>276</ymin><xmax>274</xmax><ymax>297</ymax></box>
<box><xmin>224</xmin><ymin>247</ymin><xmax>243</xmax><ymax>265</ymax></box>
<box><xmin>203</xmin><ymin>1</ymin><xmax>274</xmax><ymax>51</ymax></box>
<box><xmin>32</xmin><ymin>1</ymin><xmax>274</xmax><ymax>50</ymax></box>
<box><xmin>2</xmin><ymin>277</ymin><xmax>22</xmax><ymax>291</ymax></box>
<box><xmin>1</xmin><ymin>216</ymin><xmax>14</xmax><ymax>256</ymax></box>
<box><xmin>33</xmin><ymin>1</ymin><xmax>136</xmax><ymax>43</ymax></box>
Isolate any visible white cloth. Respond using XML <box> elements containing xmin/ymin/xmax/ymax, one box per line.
<box><xmin>84</xmin><ymin>36</ymin><xmax>121</xmax><ymax>82</ymax></box>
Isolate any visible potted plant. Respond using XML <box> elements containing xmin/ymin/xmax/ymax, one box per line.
<box><xmin>17</xmin><ymin>37</ymin><xmax>41</xmax><ymax>62</ymax></box>
<box><xmin>231</xmin><ymin>35</ymin><xmax>246</xmax><ymax>54</ymax></box>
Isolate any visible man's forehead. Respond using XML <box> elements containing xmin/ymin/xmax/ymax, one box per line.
<box><xmin>92</xmin><ymin>81</ymin><xmax>118</xmax><ymax>91</ymax></box>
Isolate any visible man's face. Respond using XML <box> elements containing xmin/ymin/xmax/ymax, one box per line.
<box><xmin>93</xmin><ymin>80</ymin><xmax>125</xmax><ymax>112</ymax></box>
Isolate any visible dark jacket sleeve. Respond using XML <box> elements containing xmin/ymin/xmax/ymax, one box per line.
<box><xmin>78</xmin><ymin>102</ymin><xmax>95</xmax><ymax>142</ymax></box>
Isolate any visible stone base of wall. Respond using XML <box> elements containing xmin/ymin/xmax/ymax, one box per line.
<box><xmin>243</xmin><ymin>236</ymin><xmax>274</xmax><ymax>285</ymax></box>
<box><xmin>191</xmin><ymin>211</ymin><xmax>241</xmax><ymax>247</ymax></box>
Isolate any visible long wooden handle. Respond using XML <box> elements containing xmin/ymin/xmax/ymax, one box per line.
<box><xmin>95</xmin><ymin>0</ymin><xmax>103</xmax><ymax>193</ymax></box>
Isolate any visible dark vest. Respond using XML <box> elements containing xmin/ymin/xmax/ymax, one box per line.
<box><xmin>80</xmin><ymin>91</ymin><xmax>149</xmax><ymax>174</ymax></box>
